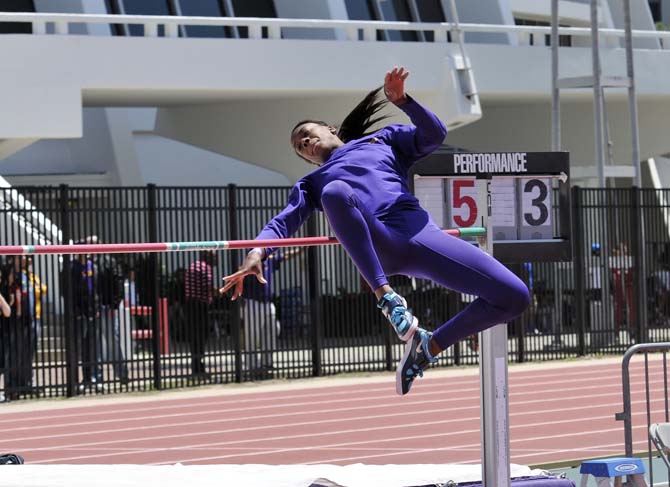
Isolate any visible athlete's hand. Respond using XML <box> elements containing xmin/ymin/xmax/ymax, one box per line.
<box><xmin>219</xmin><ymin>250</ymin><xmax>267</xmax><ymax>301</ymax></box>
<box><xmin>384</xmin><ymin>66</ymin><xmax>409</xmax><ymax>106</ymax></box>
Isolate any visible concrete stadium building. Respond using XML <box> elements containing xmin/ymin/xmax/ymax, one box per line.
<box><xmin>0</xmin><ymin>0</ymin><xmax>669</xmax><ymax>190</ymax></box>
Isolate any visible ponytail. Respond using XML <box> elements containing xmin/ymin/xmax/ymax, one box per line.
<box><xmin>337</xmin><ymin>87</ymin><xmax>389</xmax><ymax>143</ymax></box>
<box><xmin>290</xmin><ymin>87</ymin><xmax>390</xmax><ymax>152</ymax></box>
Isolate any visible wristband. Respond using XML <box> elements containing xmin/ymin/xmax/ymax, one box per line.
<box><xmin>249</xmin><ymin>248</ymin><xmax>265</xmax><ymax>259</ymax></box>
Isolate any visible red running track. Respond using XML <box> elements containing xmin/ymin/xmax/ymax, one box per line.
<box><xmin>0</xmin><ymin>357</ymin><xmax>664</xmax><ymax>467</ymax></box>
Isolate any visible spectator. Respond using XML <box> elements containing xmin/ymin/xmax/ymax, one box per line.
<box><xmin>0</xmin><ymin>269</ymin><xmax>12</xmax><ymax>403</ymax></box>
<box><xmin>64</xmin><ymin>248</ymin><xmax>103</xmax><ymax>393</ymax></box>
<box><xmin>167</xmin><ymin>268</ymin><xmax>187</xmax><ymax>343</ymax></box>
<box><xmin>21</xmin><ymin>256</ymin><xmax>46</xmax><ymax>388</ymax></box>
<box><xmin>93</xmin><ymin>237</ymin><xmax>130</xmax><ymax>386</ymax></box>
<box><xmin>124</xmin><ymin>266</ymin><xmax>140</xmax><ymax>349</ymax></box>
<box><xmin>611</xmin><ymin>242</ymin><xmax>635</xmax><ymax>342</ymax></box>
<box><xmin>0</xmin><ymin>291</ymin><xmax>10</xmax><ymax>318</ymax></box>
<box><xmin>242</xmin><ymin>248</ymin><xmax>301</xmax><ymax>378</ymax></box>
<box><xmin>2</xmin><ymin>257</ymin><xmax>32</xmax><ymax>400</ymax></box>
<box><xmin>133</xmin><ymin>254</ymin><xmax>153</xmax><ymax>311</ymax></box>
<box><xmin>534</xmin><ymin>280</ymin><xmax>563</xmax><ymax>350</ymax></box>
<box><xmin>130</xmin><ymin>255</ymin><xmax>155</xmax><ymax>337</ymax></box>
<box><xmin>185</xmin><ymin>251</ymin><xmax>217</xmax><ymax>380</ymax></box>
<box><xmin>651</xmin><ymin>261</ymin><xmax>670</xmax><ymax>326</ymax></box>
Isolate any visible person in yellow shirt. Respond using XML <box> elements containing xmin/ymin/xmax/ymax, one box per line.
<box><xmin>21</xmin><ymin>257</ymin><xmax>46</xmax><ymax>387</ymax></box>
<box><xmin>28</xmin><ymin>260</ymin><xmax>46</xmax><ymax>320</ymax></box>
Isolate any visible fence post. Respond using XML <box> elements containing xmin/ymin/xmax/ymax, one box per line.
<box><xmin>512</xmin><ymin>263</ymin><xmax>526</xmax><ymax>363</ymax></box>
<box><xmin>59</xmin><ymin>184</ymin><xmax>77</xmax><ymax>397</ymax></box>
<box><xmin>449</xmin><ymin>292</ymin><xmax>462</xmax><ymax>365</ymax></box>
<box><xmin>572</xmin><ymin>186</ymin><xmax>587</xmax><ymax>356</ymax></box>
<box><xmin>307</xmin><ymin>215</ymin><xmax>323</xmax><ymax>377</ymax></box>
<box><xmin>227</xmin><ymin>184</ymin><xmax>243</xmax><ymax>383</ymax></box>
<box><xmin>146</xmin><ymin>184</ymin><xmax>162</xmax><ymax>390</ymax></box>
<box><xmin>631</xmin><ymin>187</ymin><xmax>649</xmax><ymax>343</ymax></box>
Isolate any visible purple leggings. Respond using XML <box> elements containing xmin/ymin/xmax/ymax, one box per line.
<box><xmin>321</xmin><ymin>180</ymin><xmax>530</xmax><ymax>350</ymax></box>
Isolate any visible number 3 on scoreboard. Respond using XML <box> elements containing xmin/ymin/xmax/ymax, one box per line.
<box><xmin>451</xmin><ymin>179</ymin><xmax>478</xmax><ymax>227</ymax></box>
<box><xmin>522</xmin><ymin>178</ymin><xmax>550</xmax><ymax>227</ymax></box>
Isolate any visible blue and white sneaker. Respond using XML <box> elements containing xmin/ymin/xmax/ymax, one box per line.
<box><xmin>377</xmin><ymin>292</ymin><xmax>418</xmax><ymax>342</ymax></box>
<box><xmin>396</xmin><ymin>329</ymin><xmax>437</xmax><ymax>395</ymax></box>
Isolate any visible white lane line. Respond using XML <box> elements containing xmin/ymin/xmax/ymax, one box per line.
<box><xmin>288</xmin><ymin>431</ymin><xmax>655</xmax><ymax>467</ymax></box>
<box><xmin>0</xmin><ymin>363</ymin><xmax>653</xmax><ymax>425</ymax></box>
<box><xmin>143</xmin><ymin>421</ymin><xmax>652</xmax><ymax>466</ymax></box>
<box><xmin>1</xmin><ymin>387</ymin><xmax>657</xmax><ymax>445</ymax></box>
<box><xmin>3</xmin><ymin>378</ymin><xmax>663</xmax><ymax>447</ymax></box>
<box><xmin>25</xmin><ymin>407</ymin><xmax>656</xmax><ymax>464</ymax></box>
<box><xmin>7</xmin><ymin>362</ymin><xmax>664</xmax><ymax>466</ymax></box>
<box><xmin>2</xmin><ymin>373</ymin><xmax>663</xmax><ymax>436</ymax></box>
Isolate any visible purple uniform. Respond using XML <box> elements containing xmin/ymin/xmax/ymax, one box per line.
<box><xmin>243</xmin><ymin>252</ymin><xmax>282</xmax><ymax>302</ymax></box>
<box><xmin>256</xmin><ymin>97</ymin><xmax>529</xmax><ymax>350</ymax></box>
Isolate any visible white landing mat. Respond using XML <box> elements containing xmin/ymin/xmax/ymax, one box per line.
<box><xmin>0</xmin><ymin>463</ymin><xmax>549</xmax><ymax>487</ymax></box>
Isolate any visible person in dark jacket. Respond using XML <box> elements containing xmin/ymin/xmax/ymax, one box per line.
<box><xmin>2</xmin><ymin>257</ymin><xmax>33</xmax><ymax>400</ymax></box>
<box><xmin>0</xmin><ymin>262</ymin><xmax>24</xmax><ymax>402</ymax></box>
<box><xmin>67</xmin><ymin>249</ymin><xmax>103</xmax><ymax>393</ymax></box>
<box><xmin>94</xmin><ymin>236</ymin><xmax>130</xmax><ymax>386</ymax></box>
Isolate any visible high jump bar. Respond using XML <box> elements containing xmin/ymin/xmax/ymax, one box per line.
<box><xmin>0</xmin><ymin>227</ymin><xmax>486</xmax><ymax>256</ymax></box>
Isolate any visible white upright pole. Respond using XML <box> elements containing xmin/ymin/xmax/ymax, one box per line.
<box><xmin>551</xmin><ymin>0</ymin><xmax>560</xmax><ymax>152</ymax></box>
<box><xmin>591</xmin><ymin>0</ymin><xmax>606</xmax><ymax>188</ymax></box>
<box><xmin>478</xmin><ymin>176</ymin><xmax>511</xmax><ymax>487</ymax></box>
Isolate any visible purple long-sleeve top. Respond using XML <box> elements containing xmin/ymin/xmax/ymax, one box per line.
<box><xmin>256</xmin><ymin>96</ymin><xmax>447</xmax><ymax>256</ymax></box>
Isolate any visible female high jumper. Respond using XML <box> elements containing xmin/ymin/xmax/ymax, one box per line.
<box><xmin>221</xmin><ymin>67</ymin><xmax>530</xmax><ymax>395</ymax></box>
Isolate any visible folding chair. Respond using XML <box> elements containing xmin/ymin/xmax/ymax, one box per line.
<box><xmin>650</xmin><ymin>422</ymin><xmax>670</xmax><ymax>470</ymax></box>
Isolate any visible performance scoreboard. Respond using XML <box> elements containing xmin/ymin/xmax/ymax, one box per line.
<box><xmin>410</xmin><ymin>150</ymin><xmax>572</xmax><ymax>487</ymax></box>
<box><xmin>410</xmin><ymin>151</ymin><xmax>571</xmax><ymax>263</ymax></box>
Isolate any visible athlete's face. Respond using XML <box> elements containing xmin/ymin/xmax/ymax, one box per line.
<box><xmin>291</xmin><ymin>123</ymin><xmax>343</xmax><ymax>166</ymax></box>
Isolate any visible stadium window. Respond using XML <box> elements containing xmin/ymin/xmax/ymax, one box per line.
<box><xmin>0</xmin><ymin>0</ymin><xmax>35</xmax><ymax>34</ymax></box>
<box><xmin>229</xmin><ymin>0</ymin><xmax>277</xmax><ymax>39</ymax></box>
<box><xmin>346</xmin><ymin>1</ymin><xmax>446</xmax><ymax>42</ymax></box>
<box><xmin>345</xmin><ymin>0</ymin><xmax>375</xmax><ymax>21</ymax></box>
<box><xmin>349</xmin><ymin>0</ymin><xmax>416</xmax><ymax>42</ymax></box>
<box><xmin>649</xmin><ymin>0</ymin><xmax>661</xmax><ymax>22</ymax></box>
<box><xmin>414</xmin><ymin>0</ymin><xmax>445</xmax><ymax>22</ymax></box>
<box><xmin>104</xmin><ymin>0</ymin><xmax>126</xmax><ymax>36</ymax></box>
<box><xmin>116</xmin><ymin>0</ymin><xmax>176</xmax><ymax>37</ymax></box>
<box><xmin>378</xmin><ymin>0</ymin><xmax>418</xmax><ymax>42</ymax></box>
<box><xmin>177</xmin><ymin>0</ymin><xmax>232</xmax><ymax>38</ymax></box>
<box><xmin>412</xmin><ymin>0</ymin><xmax>446</xmax><ymax>41</ymax></box>
<box><xmin>515</xmin><ymin>18</ymin><xmax>571</xmax><ymax>47</ymax></box>
<box><xmin>344</xmin><ymin>0</ymin><xmax>375</xmax><ymax>40</ymax></box>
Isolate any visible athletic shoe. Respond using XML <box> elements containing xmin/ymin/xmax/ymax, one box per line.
<box><xmin>396</xmin><ymin>329</ymin><xmax>437</xmax><ymax>395</ymax></box>
<box><xmin>377</xmin><ymin>292</ymin><xmax>418</xmax><ymax>342</ymax></box>
<box><xmin>0</xmin><ymin>453</ymin><xmax>24</xmax><ymax>464</ymax></box>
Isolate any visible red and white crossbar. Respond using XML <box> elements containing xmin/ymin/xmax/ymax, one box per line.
<box><xmin>0</xmin><ymin>227</ymin><xmax>486</xmax><ymax>256</ymax></box>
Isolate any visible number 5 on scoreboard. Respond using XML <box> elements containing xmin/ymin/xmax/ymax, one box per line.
<box><xmin>450</xmin><ymin>179</ymin><xmax>478</xmax><ymax>227</ymax></box>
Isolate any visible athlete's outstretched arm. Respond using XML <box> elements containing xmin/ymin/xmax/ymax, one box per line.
<box><xmin>381</xmin><ymin>66</ymin><xmax>447</xmax><ymax>164</ymax></box>
<box><xmin>220</xmin><ymin>180</ymin><xmax>315</xmax><ymax>300</ymax></box>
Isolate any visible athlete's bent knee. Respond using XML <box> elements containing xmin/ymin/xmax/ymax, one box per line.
<box><xmin>321</xmin><ymin>180</ymin><xmax>355</xmax><ymax>209</ymax></box>
<box><xmin>503</xmin><ymin>278</ymin><xmax>531</xmax><ymax>319</ymax></box>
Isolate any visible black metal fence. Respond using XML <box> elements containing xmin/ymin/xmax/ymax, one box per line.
<box><xmin>1</xmin><ymin>184</ymin><xmax>670</xmax><ymax>402</ymax></box>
